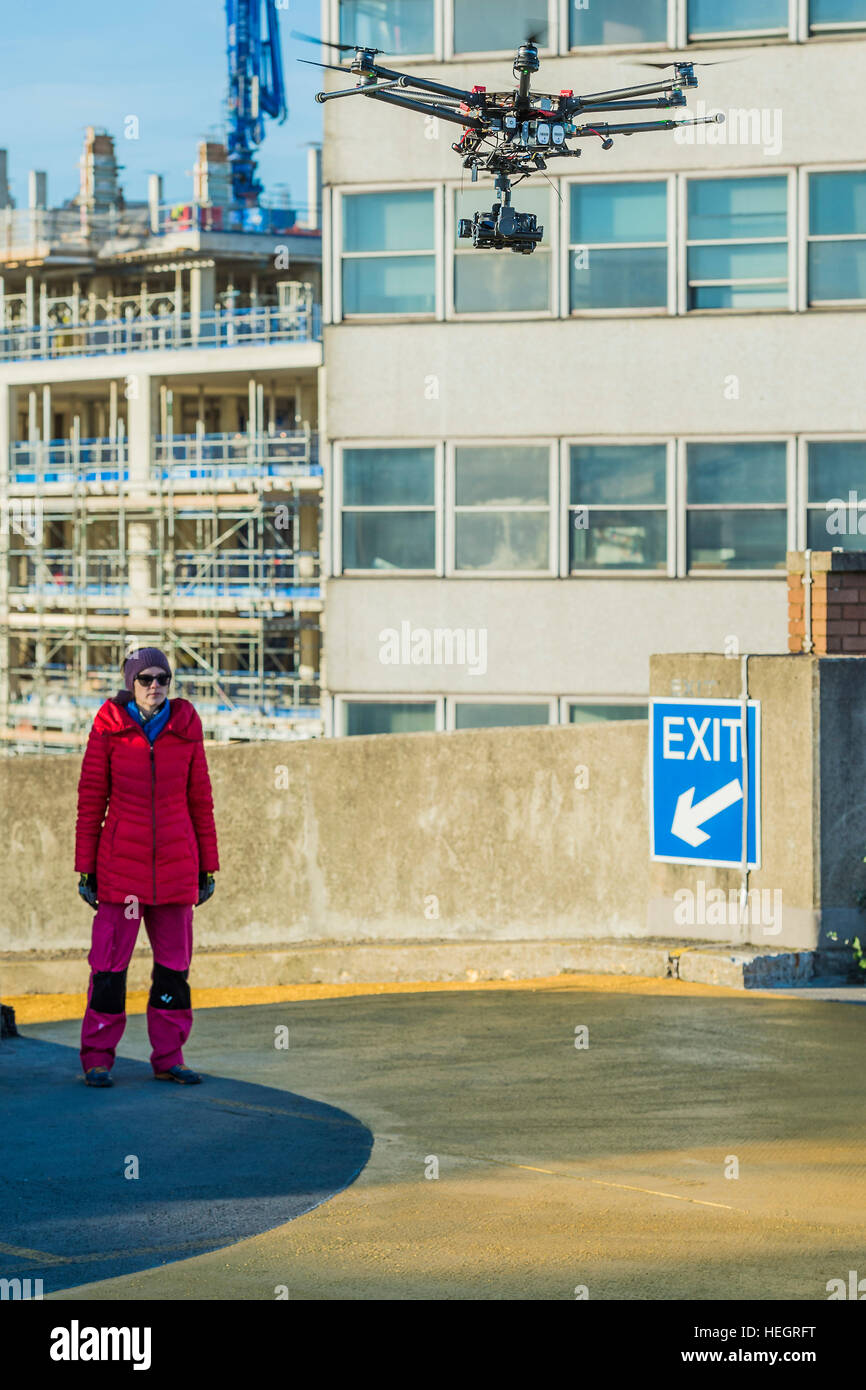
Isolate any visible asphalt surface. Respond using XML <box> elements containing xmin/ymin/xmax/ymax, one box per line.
<box><xmin>4</xmin><ymin>978</ymin><xmax>866</xmax><ymax>1300</ymax></box>
<box><xmin>0</xmin><ymin>1035</ymin><xmax>372</xmax><ymax>1293</ymax></box>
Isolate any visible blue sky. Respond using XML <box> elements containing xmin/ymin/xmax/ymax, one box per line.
<box><xmin>0</xmin><ymin>0</ymin><xmax>324</xmax><ymax>211</ymax></box>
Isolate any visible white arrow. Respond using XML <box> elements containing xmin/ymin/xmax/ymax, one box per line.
<box><xmin>671</xmin><ymin>779</ymin><xmax>743</xmax><ymax>847</ymax></box>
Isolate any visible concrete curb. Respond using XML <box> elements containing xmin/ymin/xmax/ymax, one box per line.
<box><xmin>1</xmin><ymin>938</ymin><xmax>856</xmax><ymax>994</ymax></box>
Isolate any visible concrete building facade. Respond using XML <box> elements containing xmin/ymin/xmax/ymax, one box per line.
<box><xmin>319</xmin><ymin>0</ymin><xmax>866</xmax><ymax>736</ymax></box>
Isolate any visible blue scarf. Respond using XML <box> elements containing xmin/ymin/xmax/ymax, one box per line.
<box><xmin>127</xmin><ymin>698</ymin><xmax>171</xmax><ymax>743</ymax></box>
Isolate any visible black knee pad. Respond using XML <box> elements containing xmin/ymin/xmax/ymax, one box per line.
<box><xmin>149</xmin><ymin>962</ymin><xmax>191</xmax><ymax>1011</ymax></box>
<box><xmin>91</xmin><ymin>969</ymin><xmax>127</xmax><ymax>1014</ymax></box>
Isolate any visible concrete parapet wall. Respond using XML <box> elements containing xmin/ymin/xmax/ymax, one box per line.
<box><xmin>2</xmin><ymin>654</ymin><xmax>864</xmax><ymax>965</ymax></box>
<box><xmin>0</xmin><ymin>722</ymin><xmax>649</xmax><ymax>955</ymax></box>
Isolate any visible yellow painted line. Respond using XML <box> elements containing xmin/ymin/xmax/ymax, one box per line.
<box><xmin>456</xmin><ymin>1156</ymin><xmax>735</xmax><ymax>1211</ymax></box>
<box><xmin>6</xmin><ymin>971</ymin><xmax>785</xmax><ymax>1025</ymax></box>
<box><xmin>514</xmin><ymin>1163</ymin><xmax>733</xmax><ymax>1210</ymax></box>
<box><xmin>587</xmin><ymin>1180</ymin><xmax>732</xmax><ymax>1210</ymax></box>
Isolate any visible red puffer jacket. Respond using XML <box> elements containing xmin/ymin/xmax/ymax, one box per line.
<box><xmin>75</xmin><ymin>692</ymin><xmax>219</xmax><ymax>905</ymax></box>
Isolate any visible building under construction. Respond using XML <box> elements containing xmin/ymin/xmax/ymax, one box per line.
<box><xmin>0</xmin><ymin>129</ymin><xmax>324</xmax><ymax>752</ymax></box>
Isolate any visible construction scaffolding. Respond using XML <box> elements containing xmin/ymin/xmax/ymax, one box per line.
<box><xmin>2</xmin><ymin>430</ymin><xmax>323</xmax><ymax>752</ymax></box>
<box><xmin>0</xmin><ymin>120</ymin><xmax>324</xmax><ymax>754</ymax></box>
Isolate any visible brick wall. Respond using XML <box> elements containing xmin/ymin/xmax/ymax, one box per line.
<box><xmin>787</xmin><ymin>551</ymin><xmax>866</xmax><ymax>655</ymax></box>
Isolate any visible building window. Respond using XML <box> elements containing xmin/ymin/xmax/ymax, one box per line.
<box><xmin>453</xmin><ymin>0</ymin><xmax>550</xmax><ymax>53</ymax></box>
<box><xmin>345</xmin><ymin>701</ymin><xmax>437</xmax><ymax>735</ymax></box>
<box><xmin>569</xmin><ymin>445</ymin><xmax>668</xmax><ymax>570</ymax></box>
<box><xmin>570</xmin><ymin>181</ymin><xmax>668</xmax><ymax>311</ymax></box>
<box><xmin>570</xmin><ymin>0</ymin><xmax>668</xmax><ymax>46</ymax></box>
<box><xmin>453</xmin><ymin>187</ymin><xmax>551</xmax><ymax>313</ymax></box>
<box><xmin>341</xmin><ymin>190</ymin><xmax>436</xmax><ymax>316</ymax></box>
<box><xmin>341</xmin><ymin>447</ymin><xmax>437</xmax><ymax>570</ymax></box>
<box><xmin>810</xmin><ymin>0</ymin><xmax>866</xmax><ymax>31</ymax></box>
<box><xmin>568</xmin><ymin>703</ymin><xmax>649</xmax><ymax>723</ymax></box>
<box><xmin>339</xmin><ymin>0</ymin><xmax>435</xmax><ymax>55</ymax></box>
<box><xmin>453</xmin><ymin>446</ymin><xmax>551</xmax><ymax>571</ymax></box>
<box><xmin>687</xmin><ymin>0</ymin><xmax>789</xmax><ymax>39</ymax></box>
<box><xmin>454</xmin><ymin>703</ymin><xmax>551</xmax><ymax>729</ymax></box>
<box><xmin>808</xmin><ymin>171</ymin><xmax>866</xmax><ymax>304</ymax></box>
<box><xmin>686</xmin><ymin>442</ymin><xmax>788</xmax><ymax>572</ymax></box>
<box><xmin>686</xmin><ymin>177</ymin><xmax>788</xmax><ymax>310</ymax></box>
<box><xmin>807</xmin><ymin>441</ymin><xmax>866</xmax><ymax>550</ymax></box>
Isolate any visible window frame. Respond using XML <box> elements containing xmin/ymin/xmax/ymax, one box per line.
<box><xmin>445</xmin><ymin>0</ymin><xmax>558</xmax><ymax>59</ymax></box>
<box><xmin>799</xmin><ymin>433</ymin><xmax>866</xmax><ymax>550</ymax></box>
<box><xmin>679</xmin><ymin>168</ymin><xmax>796</xmax><ymax>315</ymax></box>
<box><xmin>327</xmin><ymin>0</ymin><xmax>866</xmax><ymax>58</ymax></box>
<box><xmin>445</xmin><ymin>439</ymin><xmax>559</xmax><ymax>577</ymax></box>
<box><xmin>334</xmin><ymin>183</ymin><xmax>444</xmax><ymax>323</ymax></box>
<box><xmin>800</xmin><ymin>163</ymin><xmax>866</xmax><ymax>308</ymax></box>
<box><xmin>564</xmin><ymin>0</ymin><xmax>676</xmax><ymax>52</ymax></box>
<box><xmin>559</xmin><ymin>696</ymin><xmax>651</xmax><ymax>723</ymax></box>
<box><xmin>330</xmin><ymin>0</ymin><xmax>443</xmax><ymax>62</ymax></box>
<box><xmin>445</xmin><ymin>180</ymin><xmax>559</xmax><ymax>320</ymax></box>
<box><xmin>562</xmin><ymin>171</ymin><xmax>677</xmax><ymax>319</ymax></box>
<box><xmin>446</xmin><ymin>696</ymin><xmax>556</xmax><ymax>730</ymax></box>
<box><xmin>677</xmin><ymin>435</ymin><xmax>797</xmax><ymax>577</ymax></box>
<box><xmin>559</xmin><ymin>437</ymin><xmax>677</xmax><ymax>578</ymax></box>
<box><xmin>336</xmin><ymin>694</ymin><xmax>445</xmax><ymax>736</ymax></box>
<box><xmin>799</xmin><ymin>0</ymin><xmax>866</xmax><ymax>37</ymax></box>
<box><xmin>333</xmin><ymin>439</ymin><xmax>445</xmax><ymax>575</ymax></box>
<box><xmin>679</xmin><ymin>0</ymin><xmax>797</xmax><ymax>45</ymax></box>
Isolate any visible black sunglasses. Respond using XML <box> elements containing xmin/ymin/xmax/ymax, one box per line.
<box><xmin>136</xmin><ymin>673</ymin><xmax>171</xmax><ymax>687</ymax></box>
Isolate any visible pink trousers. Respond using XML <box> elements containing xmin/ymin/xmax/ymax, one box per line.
<box><xmin>79</xmin><ymin>900</ymin><xmax>194</xmax><ymax>1074</ymax></box>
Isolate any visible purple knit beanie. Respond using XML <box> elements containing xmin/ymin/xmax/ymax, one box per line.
<box><xmin>123</xmin><ymin>646</ymin><xmax>173</xmax><ymax>692</ymax></box>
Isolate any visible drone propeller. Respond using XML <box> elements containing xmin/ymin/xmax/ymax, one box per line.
<box><xmin>621</xmin><ymin>58</ymin><xmax>741</xmax><ymax>68</ymax></box>
<box><xmin>290</xmin><ymin>29</ymin><xmax>365</xmax><ymax>54</ymax></box>
<box><xmin>298</xmin><ymin>58</ymin><xmax>359</xmax><ymax>74</ymax></box>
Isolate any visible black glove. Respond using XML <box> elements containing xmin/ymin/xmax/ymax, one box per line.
<box><xmin>78</xmin><ymin>872</ymin><xmax>98</xmax><ymax>909</ymax></box>
<box><xmin>197</xmin><ymin>871</ymin><xmax>215</xmax><ymax>907</ymax></box>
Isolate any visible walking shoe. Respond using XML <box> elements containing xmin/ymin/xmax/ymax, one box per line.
<box><xmin>84</xmin><ymin>1067</ymin><xmax>113</xmax><ymax>1087</ymax></box>
<box><xmin>154</xmin><ymin>1065</ymin><xmax>202</xmax><ymax>1084</ymax></box>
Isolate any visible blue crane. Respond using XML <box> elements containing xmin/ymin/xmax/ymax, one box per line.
<box><xmin>225</xmin><ymin>0</ymin><xmax>288</xmax><ymax>206</ymax></box>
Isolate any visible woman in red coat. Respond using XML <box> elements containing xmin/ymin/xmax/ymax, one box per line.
<box><xmin>74</xmin><ymin>646</ymin><xmax>219</xmax><ymax>1088</ymax></box>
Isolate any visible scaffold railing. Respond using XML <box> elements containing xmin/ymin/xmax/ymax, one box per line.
<box><xmin>0</xmin><ymin>303</ymin><xmax>322</xmax><ymax>362</ymax></box>
<box><xmin>9</xmin><ymin>431</ymin><xmax>321</xmax><ymax>486</ymax></box>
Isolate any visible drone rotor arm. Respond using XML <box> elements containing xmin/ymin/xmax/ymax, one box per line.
<box><xmin>316</xmin><ymin>78</ymin><xmax>408</xmax><ymax>103</ymax></box>
<box><xmin>365</xmin><ymin>89</ymin><xmax>485</xmax><ymax>130</ymax></box>
<box><xmin>571</xmin><ymin>113</ymin><xmax>724</xmax><ymax>139</ymax></box>
<box><xmin>371</xmin><ymin>68</ymin><xmax>481</xmax><ymax>104</ymax></box>
<box><xmin>576</xmin><ymin>92</ymin><xmax>688</xmax><ymax>112</ymax></box>
<box><xmin>567</xmin><ymin>76</ymin><xmax>693</xmax><ymax>111</ymax></box>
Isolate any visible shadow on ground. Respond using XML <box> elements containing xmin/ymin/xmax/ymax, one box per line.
<box><xmin>0</xmin><ymin>1035</ymin><xmax>373</xmax><ymax>1294</ymax></box>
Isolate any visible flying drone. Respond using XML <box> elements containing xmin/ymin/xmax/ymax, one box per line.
<box><xmin>295</xmin><ymin>30</ymin><xmax>725</xmax><ymax>254</ymax></box>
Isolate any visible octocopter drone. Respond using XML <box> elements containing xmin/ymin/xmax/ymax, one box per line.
<box><xmin>296</xmin><ymin>30</ymin><xmax>725</xmax><ymax>254</ymax></box>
